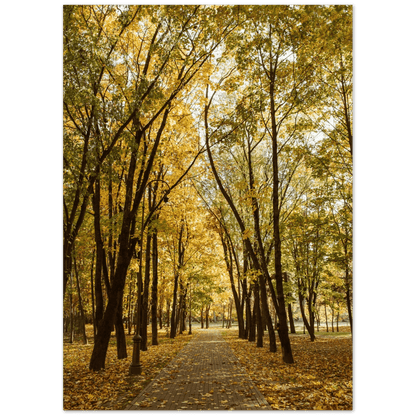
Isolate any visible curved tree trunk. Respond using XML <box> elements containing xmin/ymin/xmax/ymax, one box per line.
<box><xmin>298</xmin><ymin>285</ymin><xmax>315</xmax><ymax>342</ymax></box>
<box><xmin>204</xmin><ymin>86</ymin><xmax>276</xmax><ymax>353</ymax></box>
<box><xmin>89</xmin><ymin>256</ymin><xmax>129</xmax><ymax>370</ymax></box>
<box><xmin>220</xmin><ymin>233</ymin><xmax>244</xmax><ymax>338</ymax></box>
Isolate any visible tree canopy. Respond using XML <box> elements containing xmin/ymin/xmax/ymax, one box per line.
<box><xmin>63</xmin><ymin>4</ymin><xmax>352</xmax><ymax>372</ymax></box>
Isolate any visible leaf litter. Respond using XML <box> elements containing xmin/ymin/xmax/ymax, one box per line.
<box><xmin>222</xmin><ymin>328</ymin><xmax>352</xmax><ymax>410</ymax></box>
<box><xmin>63</xmin><ymin>325</ymin><xmax>194</xmax><ymax>410</ymax></box>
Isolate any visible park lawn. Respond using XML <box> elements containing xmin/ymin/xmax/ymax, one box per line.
<box><xmin>223</xmin><ymin>328</ymin><xmax>352</xmax><ymax>410</ymax></box>
<box><xmin>63</xmin><ymin>325</ymin><xmax>194</xmax><ymax>410</ymax></box>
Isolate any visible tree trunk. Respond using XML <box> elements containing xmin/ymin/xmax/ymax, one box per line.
<box><xmin>254</xmin><ymin>282</ymin><xmax>263</xmax><ymax>347</ymax></box>
<box><xmin>316</xmin><ymin>305</ymin><xmax>320</xmax><ymax>332</ymax></box>
<box><xmin>220</xmin><ymin>234</ymin><xmax>244</xmax><ymax>337</ymax></box>
<box><xmin>205</xmin><ymin>305</ymin><xmax>210</xmax><ymax>329</ymax></box>
<box><xmin>283</xmin><ymin>272</ymin><xmax>296</xmax><ymax>334</ymax></box>
<box><xmin>166</xmin><ymin>299</ymin><xmax>170</xmax><ymax>328</ymax></box>
<box><xmin>246</xmin><ymin>138</ymin><xmax>280</xmax><ymax>331</ymax></box>
<box><xmin>90</xmin><ymin>250</ymin><xmax>96</xmax><ymax>339</ymax></box>
<box><xmin>257</xmin><ymin>271</ymin><xmax>276</xmax><ymax>351</ymax></box>
<box><xmin>178</xmin><ymin>283</ymin><xmax>185</xmax><ymax>334</ymax></box>
<box><xmin>243</xmin><ymin>259</ymin><xmax>250</xmax><ymax>340</ymax></box>
<box><xmin>127</xmin><ymin>276</ymin><xmax>133</xmax><ymax>335</ymax></box>
<box><xmin>308</xmin><ymin>297</ymin><xmax>316</xmax><ymax>340</ymax></box>
<box><xmin>261</xmin><ymin>296</ymin><xmax>268</xmax><ymax>332</ymax></box>
<box><xmin>141</xmin><ymin>231</ymin><xmax>152</xmax><ymax>351</ymax></box>
<box><xmin>90</xmin><ymin>264</ymin><xmax>129</xmax><ymax>371</ymax></box>
<box><xmin>336</xmin><ymin>301</ymin><xmax>340</xmax><ymax>332</ymax></box>
<box><xmin>170</xmin><ymin>272</ymin><xmax>179</xmax><ymax>338</ymax></box>
<box><xmin>325</xmin><ymin>304</ymin><xmax>329</xmax><ymax>332</ymax></box>
<box><xmin>73</xmin><ymin>251</ymin><xmax>87</xmax><ymax>344</ymax></box>
<box><xmin>151</xmin><ymin>227</ymin><xmax>159</xmax><ymax>346</ymax></box>
<box><xmin>241</xmin><ymin>278</ymin><xmax>247</xmax><ymax>338</ymax></box>
<box><xmin>170</xmin><ymin>222</ymin><xmax>184</xmax><ymax>338</ymax></box>
<box><xmin>93</xmin><ymin>179</ymin><xmax>104</xmax><ymax>327</ymax></box>
<box><xmin>345</xmin><ymin>268</ymin><xmax>353</xmax><ymax>336</ymax></box>
<box><xmin>287</xmin><ymin>303</ymin><xmax>296</xmax><ymax>334</ymax></box>
<box><xmin>158</xmin><ymin>301</ymin><xmax>163</xmax><ymax>329</ymax></box>
<box><xmin>115</xmin><ymin>300</ymin><xmax>127</xmax><ymax>359</ymax></box>
<box><xmin>188</xmin><ymin>283</ymin><xmax>192</xmax><ymax>335</ymax></box>
<box><xmin>270</xmin><ymin>75</ymin><xmax>294</xmax><ymax>363</ymax></box>
<box><xmin>69</xmin><ymin>271</ymin><xmax>74</xmax><ymax>343</ymax></box>
<box><xmin>205</xmin><ymin>97</ymin><xmax>275</xmax><ymax>352</ymax></box>
<box><xmin>298</xmin><ymin>289</ymin><xmax>315</xmax><ymax>341</ymax></box>
<box><xmin>245</xmin><ymin>289</ymin><xmax>252</xmax><ymax>341</ymax></box>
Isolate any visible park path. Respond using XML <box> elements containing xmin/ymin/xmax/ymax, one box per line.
<box><xmin>125</xmin><ymin>329</ymin><xmax>271</xmax><ymax>410</ymax></box>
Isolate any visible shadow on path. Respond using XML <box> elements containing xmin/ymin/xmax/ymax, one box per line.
<box><xmin>125</xmin><ymin>329</ymin><xmax>271</xmax><ymax>410</ymax></box>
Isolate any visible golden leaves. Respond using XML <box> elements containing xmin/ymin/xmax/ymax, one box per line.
<box><xmin>63</xmin><ymin>326</ymin><xmax>194</xmax><ymax>410</ymax></box>
<box><xmin>223</xmin><ymin>329</ymin><xmax>352</xmax><ymax>410</ymax></box>
<box><xmin>242</xmin><ymin>228</ymin><xmax>253</xmax><ymax>240</ymax></box>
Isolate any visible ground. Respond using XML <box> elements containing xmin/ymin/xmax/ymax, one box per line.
<box><xmin>63</xmin><ymin>324</ymin><xmax>352</xmax><ymax>410</ymax></box>
<box><xmin>63</xmin><ymin>325</ymin><xmax>194</xmax><ymax>410</ymax></box>
<box><xmin>223</xmin><ymin>328</ymin><xmax>352</xmax><ymax>410</ymax></box>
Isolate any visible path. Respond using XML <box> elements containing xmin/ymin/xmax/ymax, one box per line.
<box><xmin>125</xmin><ymin>329</ymin><xmax>271</xmax><ymax>410</ymax></box>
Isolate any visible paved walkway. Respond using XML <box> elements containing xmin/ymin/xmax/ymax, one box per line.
<box><xmin>125</xmin><ymin>329</ymin><xmax>271</xmax><ymax>410</ymax></box>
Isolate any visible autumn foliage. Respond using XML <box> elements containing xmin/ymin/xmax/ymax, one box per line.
<box><xmin>223</xmin><ymin>329</ymin><xmax>352</xmax><ymax>410</ymax></box>
<box><xmin>64</xmin><ymin>326</ymin><xmax>194</xmax><ymax>410</ymax></box>
<box><xmin>63</xmin><ymin>4</ymin><xmax>352</xmax><ymax>411</ymax></box>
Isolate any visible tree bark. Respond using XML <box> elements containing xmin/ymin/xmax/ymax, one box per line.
<box><xmin>151</xmin><ymin>225</ymin><xmax>159</xmax><ymax>345</ymax></box>
<box><xmin>127</xmin><ymin>275</ymin><xmax>133</xmax><ymax>335</ymax></box>
<box><xmin>170</xmin><ymin>270</ymin><xmax>180</xmax><ymax>338</ymax></box>
<box><xmin>115</xmin><ymin>300</ymin><xmax>127</xmax><ymax>359</ymax></box>
<box><xmin>283</xmin><ymin>273</ymin><xmax>296</xmax><ymax>334</ymax></box>
<box><xmin>166</xmin><ymin>299</ymin><xmax>170</xmax><ymax>328</ymax></box>
<box><xmin>90</xmin><ymin>250</ymin><xmax>96</xmax><ymax>339</ymax></box>
<box><xmin>205</xmin><ymin>305</ymin><xmax>210</xmax><ymax>329</ymax></box>
<box><xmin>73</xmin><ymin>250</ymin><xmax>87</xmax><ymax>344</ymax></box>
<box><xmin>325</xmin><ymin>304</ymin><xmax>329</xmax><ymax>332</ymax></box>
<box><xmin>141</xmin><ymin>231</ymin><xmax>152</xmax><ymax>351</ymax></box>
<box><xmin>269</xmin><ymin>57</ymin><xmax>294</xmax><ymax>363</ymax></box>
<box><xmin>170</xmin><ymin>221</ymin><xmax>184</xmax><ymax>338</ymax></box>
<box><xmin>249</xmin><ymin>286</ymin><xmax>256</xmax><ymax>342</ymax></box>
<box><xmin>220</xmin><ymin>233</ymin><xmax>244</xmax><ymax>338</ymax></box>
<box><xmin>69</xmin><ymin>270</ymin><xmax>74</xmax><ymax>343</ymax></box>
<box><xmin>89</xmin><ymin>259</ymin><xmax>128</xmax><ymax>370</ymax></box>
<box><xmin>254</xmin><ymin>282</ymin><xmax>263</xmax><ymax>347</ymax></box>
<box><xmin>345</xmin><ymin>268</ymin><xmax>353</xmax><ymax>336</ymax></box>
<box><xmin>298</xmin><ymin>287</ymin><xmax>315</xmax><ymax>341</ymax></box>
<box><xmin>204</xmin><ymin>85</ymin><xmax>276</xmax><ymax>352</ymax></box>
<box><xmin>93</xmin><ymin>179</ymin><xmax>104</xmax><ymax>327</ymax></box>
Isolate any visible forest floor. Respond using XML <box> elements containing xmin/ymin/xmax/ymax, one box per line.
<box><xmin>63</xmin><ymin>325</ymin><xmax>194</xmax><ymax>410</ymax></box>
<box><xmin>223</xmin><ymin>327</ymin><xmax>352</xmax><ymax>410</ymax></box>
<box><xmin>63</xmin><ymin>325</ymin><xmax>352</xmax><ymax>410</ymax></box>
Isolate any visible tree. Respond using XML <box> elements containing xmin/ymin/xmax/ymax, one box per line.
<box><xmin>63</xmin><ymin>5</ymin><xmax>353</xmax><ymax>375</ymax></box>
